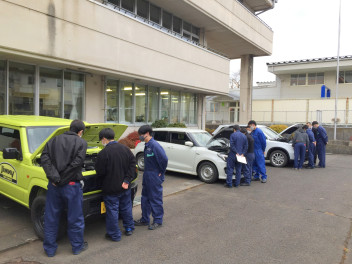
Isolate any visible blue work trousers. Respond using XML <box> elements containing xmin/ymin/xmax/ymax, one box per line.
<box><xmin>316</xmin><ymin>140</ymin><xmax>326</xmax><ymax>168</ymax></box>
<box><xmin>243</xmin><ymin>153</ymin><xmax>255</xmax><ymax>184</ymax></box>
<box><xmin>308</xmin><ymin>143</ymin><xmax>316</xmax><ymax>168</ymax></box>
<box><xmin>226</xmin><ymin>154</ymin><xmax>243</xmax><ymax>187</ymax></box>
<box><xmin>141</xmin><ymin>171</ymin><xmax>164</xmax><ymax>225</ymax></box>
<box><xmin>253</xmin><ymin>149</ymin><xmax>267</xmax><ymax>180</ymax></box>
<box><xmin>43</xmin><ymin>182</ymin><xmax>85</xmax><ymax>255</ymax></box>
<box><xmin>294</xmin><ymin>143</ymin><xmax>306</xmax><ymax>169</ymax></box>
<box><xmin>104</xmin><ymin>189</ymin><xmax>134</xmax><ymax>241</ymax></box>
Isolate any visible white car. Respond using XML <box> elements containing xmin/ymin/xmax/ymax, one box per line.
<box><xmin>212</xmin><ymin>125</ymin><xmax>296</xmax><ymax>167</ymax></box>
<box><xmin>134</xmin><ymin>128</ymin><xmax>231</xmax><ymax>183</ymax></box>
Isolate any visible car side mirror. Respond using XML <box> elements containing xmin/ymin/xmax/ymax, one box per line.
<box><xmin>3</xmin><ymin>148</ymin><xmax>22</xmax><ymax>161</ymax></box>
<box><xmin>185</xmin><ymin>141</ymin><xmax>194</xmax><ymax>147</ymax></box>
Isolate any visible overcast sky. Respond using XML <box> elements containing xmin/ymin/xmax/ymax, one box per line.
<box><xmin>230</xmin><ymin>0</ymin><xmax>352</xmax><ymax>84</ymax></box>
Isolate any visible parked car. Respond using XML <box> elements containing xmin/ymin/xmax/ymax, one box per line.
<box><xmin>212</xmin><ymin>124</ymin><xmax>299</xmax><ymax>167</ymax></box>
<box><xmin>0</xmin><ymin>115</ymin><xmax>138</xmax><ymax>240</ymax></box>
<box><xmin>134</xmin><ymin>128</ymin><xmax>231</xmax><ymax>183</ymax></box>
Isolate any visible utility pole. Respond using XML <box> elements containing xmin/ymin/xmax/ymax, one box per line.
<box><xmin>334</xmin><ymin>0</ymin><xmax>342</xmax><ymax>140</ymax></box>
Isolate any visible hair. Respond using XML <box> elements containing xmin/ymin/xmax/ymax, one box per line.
<box><xmin>312</xmin><ymin>121</ymin><xmax>319</xmax><ymax>126</ymax></box>
<box><xmin>246</xmin><ymin>125</ymin><xmax>251</xmax><ymax>129</ymax></box>
<box><xmin>233</xmin><ymin>125</ymin><xmax>240</xmax><ymax>131</ymax></box>
<box><xmin>138</xmin><ymin>125</ymin><xmax>153</xmax><ymax>135</ymax></box>
<box><xmin>248</xmin><ymin>120</ymin><xmax>257</xmax><ymax>126</ymax></box>
<box><xmin>70</xmin><ymin>120</ymin><xmax>85</xmax><ymax>134</ymax></box>
<box><xmin>302</xmin><ymin>125</ymin><xmax>308</xmax><ymax>130</ymax></box>
<box><xmin>240</xmin><ymin>128</ymin><xmax>248</xmax><ymax>134</ymax></box>
<box><xmin>99</xmin><ymin>128</ymin><xmax>115</xmax><ymax>141</ymax></box>
<box><xmin>306</xmin><ymin>122</ymin><xmax>312</xmax><ymax>126</ymax></box>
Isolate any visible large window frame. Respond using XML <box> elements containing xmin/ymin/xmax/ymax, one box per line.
<box><xmin>339</xmin><ymin>71</ymin><xmax>352</xmax><ymax>84</ymax></box>
<box><xmin>290</xmin><ymin>72</ymin><xmax>324</xmax><ymax>86</ymax></box>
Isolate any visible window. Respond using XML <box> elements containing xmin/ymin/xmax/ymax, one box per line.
<box><xmin>39</xmin><ymin>68</ymin><xmax>62</xmax><ymax>117</ymax></box>
<box><xmin>108</xmin><ymin>0</ymin><xmax>120</xmax><ymax>6</ymax></box>
<box><xmin>189</xmin><ymin>94</ymin><xmax>197</xmax><ymax>124</ymax></box>
<box><xmin>162</xmin><ymin>11</ymin><xmax>172</xmax><ymax>30</ymax></box>
<box><xmin>339</xmin><ymin>71</ymin><xmax>352</xmax><ymax>83</ymax></box>
<box><xmin>316</xmin><ymin>73</ymin><xmax>324</xmax><ymax>84</ymax></box>
<box><xmin>64</xmin><ymin>72</ymin><xmax>84</xmax><ymax>120</ymax></box>
<box><xmin>173</xmin><ymin>16</ymin><xmax>182</xmax><ymax>34</ymax></box>
<box><xmin>180</xmin><ymin>93</ymin><xmax>191</xmax><ymax>123</ymax></box>
<box><xmin>297</xmin><ymin>74</ymin><xmax>306</xmax><ymax>85</ymax></box>
<box><xmin>170</xmin><ymin>91</ymin><xmax>179</xmax><ymax>123</ymax></box>
<box><xmin>135</xmin><ymin>84</ymin><xmax>146</xmax><ymax>122</ymax></box>
<box><xmin>170</xmin><ymin>132</ymin><xmax>190</xmax><ymax>145</ymax></box>
<box><xmin>120</xmin><ymin>82</ymin><xmax>133</xmax><ymax>123</ymax></box>
<box><xmin>121</xmin><ymin>0</ymin><xmax>134</xmax><ymax>12</ymax></box>
<box><xmin>0</xmin><ymin>61</ymin><xmax>5</xmax><ymax>114</ymax></box>
<box><xmin>308</xmin><ymin>72</ymin><xmax>324</xmax><ymax>85</ymax></box>
<box><xmin>137</xmin><ymin>0</ymin><xmax>148</xmax><ymax>19</ymax></box>
<box><xmin>148</xmin><ymin>86</ymin><xmax>159</xmax><ymax>123</ymax></box>
<box><xmin>191</xmin><ymin>26</ymin><xmax>200</xmax><ymax>42</ymax></box>
<box><xmin>9</xmin><ymin>62</ymin><xmax>35</xmax><ymax>115</ymax></box>
<box><xmin>292</xmin><ymin>73</ymin><xmax>324</xmax><ymax>86</ymax></box>
<box><xmin>150</xmin><ymin>4</ymin><xmax>161</xmax><ymax>24</ymax></box>
<box><xmin>106</xmin><ymin>79</ymin><xmax>119</xmax><ymax>122</ymax></box>
<box><xmin>0</xmin><ymin>127</ymin><xmax>21</xmax><ymax>152</ymax></box>
<box><xmin>160</xmin><ymin>89</ymin><xmax>170</xmax><ymax>122</ymax></box>
<box><xmin>290</xmin><ymin>74</ymin><xmax>297</xmax><ymax>86</ymax></box>
<box><xmin>153</xmin><ymin>131</ymin><xmax>168</xmax><ymax>142</ymax></box>
<box><xmin>27</xmin><ymin>126</ymin><xmax>60</xmax><ymax>153</ymax></box>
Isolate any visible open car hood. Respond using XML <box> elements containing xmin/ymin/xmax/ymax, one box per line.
<box><xmin>206</xmin><ymin>137</ymin><xmax>230</xmax><ymax>153</ymax></box>
<box><xmin>30</xmin><ymin>123</ymin><xmax>128</xmax><ymax>160</ymax></box>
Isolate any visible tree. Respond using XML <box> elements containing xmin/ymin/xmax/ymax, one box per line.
<box><xmin>229</xmin><ymin>71</ymin><xmax>240</xmax><ymax>90</ymax></box>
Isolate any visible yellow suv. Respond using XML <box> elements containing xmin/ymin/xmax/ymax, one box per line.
<box><xmin>0</xmin><ymin>115</ymin><xmax>137</xmax><ymax>239</ymax></box>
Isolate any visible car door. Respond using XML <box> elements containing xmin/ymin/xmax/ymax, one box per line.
<box><xmin>0</xmin><ymin>126</ymin><xmax>25</xmax><ymax>201</ymax></box>
<box><xmin>167</xmin><ymin>132</ymin><xmax>196</xmax><ymax>172</ymax></box>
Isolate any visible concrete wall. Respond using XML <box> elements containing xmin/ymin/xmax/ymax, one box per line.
<box><xmin>0</xmin><ymin>0</ymin><xmax>229</xmax><ymax>94</ymax></box>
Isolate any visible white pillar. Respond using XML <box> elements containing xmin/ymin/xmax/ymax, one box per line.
<box><xmin>239</xmin><ymin>54</ymin><xmax>253</xmax><ymax>124</ymax></box>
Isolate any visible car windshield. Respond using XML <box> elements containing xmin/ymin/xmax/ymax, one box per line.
<box><xmin>260</xmin><ymin>126</ymin><xmax>280</xmax><ymax>140</ymax></box>
<box><xmin>27</xmin><ymin>126</ymin><xmax>62</xmax><ymax>153</ymax></box>
<box><xmin>190</xmin><ymin>132</ymin><xmax>213</xmax><ymax>147</ymax></box>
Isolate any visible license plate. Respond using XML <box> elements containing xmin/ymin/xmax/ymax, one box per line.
<box><xmin>101</xmin><ymin>202</ymin><xmax>106</xmax><ymax>214</ymax></box>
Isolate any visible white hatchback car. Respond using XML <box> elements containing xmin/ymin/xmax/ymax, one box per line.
<box><xmin>134</xmin><ymin>128</ymin><xmax>230</xmax><ymax>183</ymax></box>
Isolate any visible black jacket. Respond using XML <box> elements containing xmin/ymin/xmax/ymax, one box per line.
<box><xmin>246</xmin><ymin>134</ymin><xmax>254</xmax><ymax>154</ymax></box>
<box><xmin>95</xmin><ymin>141</ymin><xmax>136</xmax><ymax>195</ymax></box>
<box><xmin>41</xmin><ymin>131</ymin><xmax>88</xmax><ymax>186</ymax></box>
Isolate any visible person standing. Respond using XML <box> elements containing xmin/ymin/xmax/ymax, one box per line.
<box><xmin>240</xmin><ymin>127</ymin><xmax>254</xmax><ymax>186</ymax></box>
<box><xmin>305</xmin><ymin>122</ymin><xmax>316</xmax><ymax>169</ymax></box>
<box><xmin>312</xmin><ymin>121</ymin><xmax>328</xmax><ymax>168</ymax></box>
<box><xmin>41</xmin><ymin>120</ymin><xmax>88</xmax><ymax>257</ymax></box>
<box><xmin>292</xmin><ymin>125</ymin><xmax>309</xmax><ymax>170</ymax></box>
<box><xmin>248</xmin><ymin>120</ymin><xmax>267</xmax><ymax>183</ymax></box>
<box><xmin>95</xmin><ymin>128</ymin><xmax>137</xmax><ymax>242</ymax></box>
<box><xmin>225</xmin><ymin>125</ymin><xmax>248</xmax><ymax>188</ymax></box>
<box><xmin>134</xmin><ymin>125</ymin><xmax>168</xmax><ymax>230</ymax></box>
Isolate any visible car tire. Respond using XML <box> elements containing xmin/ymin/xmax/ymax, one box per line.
<box><xmin>269</xmin><ymin>150</ymin><xmax>288</xmax><ymax>167</ymax></box>
<box><xmin>136</xmin><ymin>153</ymin><xmax>145</xmax><ymax>171</ymax></box>
<box><xmin>197</xmin><ymin>161</ymin><xmax>218</xmax><ymax>183</ymax></box>
<box><xmin>31</xmin><ymin>195</ymin><xmax>66</xmax><ymax>240</ymax></box>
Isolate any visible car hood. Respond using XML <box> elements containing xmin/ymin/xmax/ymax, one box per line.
<box><xmin>206</xmin><ymin>137</ymin><xmax>230</xmax><ymax>153</ymax></box>
<box><xmin>30</xmin><ymin>123</ymin><xmax>128</xmax><ymax>160</ymax></box>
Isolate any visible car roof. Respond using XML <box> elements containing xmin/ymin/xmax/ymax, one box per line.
<box><xmin>153</xmin><ymin>128</ymin><xmax>205</xmax><ymax>133</ymax></box>
<box><xmin>0</xmin><ymin>115</ymin><xmax>79</xmax><ymax>127</ymax></box>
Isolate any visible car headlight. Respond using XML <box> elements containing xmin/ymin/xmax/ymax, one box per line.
<box><xmin>217</xmin><ymin>153</ymin><xmax>228</xmax><ymax>162</ymax></box>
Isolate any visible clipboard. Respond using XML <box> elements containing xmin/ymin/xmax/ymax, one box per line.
<box><xmin>236</xmin><ymin>155</ymin><xmax>247</xmax><ymax>164</ymax></box>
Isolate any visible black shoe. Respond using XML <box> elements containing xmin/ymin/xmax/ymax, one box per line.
<box><xmin>252</xmin><ymin>178</ymin><xmax>260</xmax><ymax>181</ymax></box>
<box><xmin>105</xmin><ymin>233</ymin><xmax>121</xmax><ymax>242</ymax></box>
<box><xmin>305</xmin><ymin>166</ymin><xmax>314</xmax><ymax>169</ymax></box>
<box><xmin>224</xmin><ymin>183</ymin><xmax>233</xmax><ymax>188</ymax></box>
<box><xmin>73</xmin><ymin>242</ymin><xmax>88</xmax><ymax>255</ymax></box>
<box><xmin>317</xmin><ymin>166</ymin><xmax>325</xmax><ymax>168</ymax></box>
<box><xmin>134</xmin><ymin>219</ymin><xmax>149</xmax><ymax>226</ymax></box>
<box><xmin>240</xmin><ymin>182</ymin><xmax>250</xmax><ymax>186</ymax></box>
<box><xmin>148</xmin><ymin>223</ymin><xmax>162</xmax><ymax>230</ymax></box>
<box><xmin>45</xmin><ymin>251</ymin><xmax>56</xmax><ymax>258</ymax></box>
<box><xmin>261</xmin><ymin>178</ymin><xmax>267</xmax><ymax>183</ymax></box>
<box><xmin>125</xmin><ymin>228</ymin><xmax>133</xmax><ymax>236</ymax></box>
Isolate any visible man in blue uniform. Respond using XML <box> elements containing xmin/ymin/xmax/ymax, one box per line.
<box><xmin>240</xmin><ymin>127</ymin><xmax>254</xmax><ymax>186</ymax></box>
<box><xmin>95</xmin><ymin>128</ymin><xmax>136</xmax><ymax>242</ymax></box>
<box><xmin>134</xmin><ymin>125</ymin><xmax>168</xmax><ymax>230</ymax></box>
<box><xmin>248</xmin><ymin>120</ymin><xmax>267</xmax><ymax>183</ymax></box>
<box><xmin>225</xmin><ymin>125</ymin><xmax>248</xmax><ymax>188</ymax></box>
<box><xmin>292</xmin><ymin>126</ymin><xmax>309</xmax><ymax>170</ymax></box>
<box><xmin>305</xmin><ymin>122</ymin><xmax>316</xmax><ymax>169</ymax></box>
<box><xmin>312</xmin><ymin>121</ymin><xmax>328</xmax><ymax>168</ymax></box>
<box><xmin>41</xmin><ymin>120</ymin><xmax>88</xmax><ymax>257</ymax></box>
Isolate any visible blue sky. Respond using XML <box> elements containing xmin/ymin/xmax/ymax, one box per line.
<box><xmin>230</xmin><ymin>0</ymin><xmax>352</xmax><ymax>84</ymax></box>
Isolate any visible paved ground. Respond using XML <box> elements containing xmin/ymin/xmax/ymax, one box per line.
<box><xmin>1</xmin><ymin>154</ymin><xmax>352</xmax><ymax>264</ymax></box>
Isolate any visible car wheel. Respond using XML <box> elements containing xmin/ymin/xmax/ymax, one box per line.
<box><xmin>31</xmin><ymin>195</ymin><xmax>66</xmax><ymax>240</ymax></box>
<box><xmin>197</xmin><ymin>161</ymin><xmax>218</xmax><ymax>183</ymax></box>
<box><xmin>269</xmin><ymin>150</ymin><xmax>288</xmax><ymax>167</ymax></box>
<box><xmin>136</xmin><ymin>153</ymin><xmax>145</xmax><ymax>171</ymax></box>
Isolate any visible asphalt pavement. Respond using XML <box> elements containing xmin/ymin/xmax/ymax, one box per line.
<box><xmin>1</xmin><ymin>154</ymin><xmax>352</xmax><ymax>264</ymax></box>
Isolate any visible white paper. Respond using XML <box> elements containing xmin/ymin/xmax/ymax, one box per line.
<box><xmin>236</xmin><ymin>155</ymin><xmax>247</xmax><ymax>164</ymax></box>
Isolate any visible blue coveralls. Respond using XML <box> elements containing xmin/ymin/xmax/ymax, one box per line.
<box><xmin>251</xmin><ymin>128</ymin><xmax>267</xmax><ymax>180</ymax></box>
<box><xmin>226</xmin><ymin>131</ymin><xmax>248</xmax><ymax>187</ymax></box>
<box><xmin>306</xmin><ymin>128</ymin><xmax>316</xmax><ymax>168</ymax></box>
<box><xmin>43</xmin><ymin>182</ymin><xmax>84</xmax><ymax>255</ymax></box>
<box><xmin>316</xmin><ymin>126</ymin><xmax>328</xmax><ymax>168</ymax></box>
<box><xmin>294</xmin><ymin>143</ymin><xmax>306</xmax><ymax>169</ymax></box>
<box><xmin>141</xmin><ymin>138</ymin><xmax>168</xmax><ymax>225</ymax></box>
